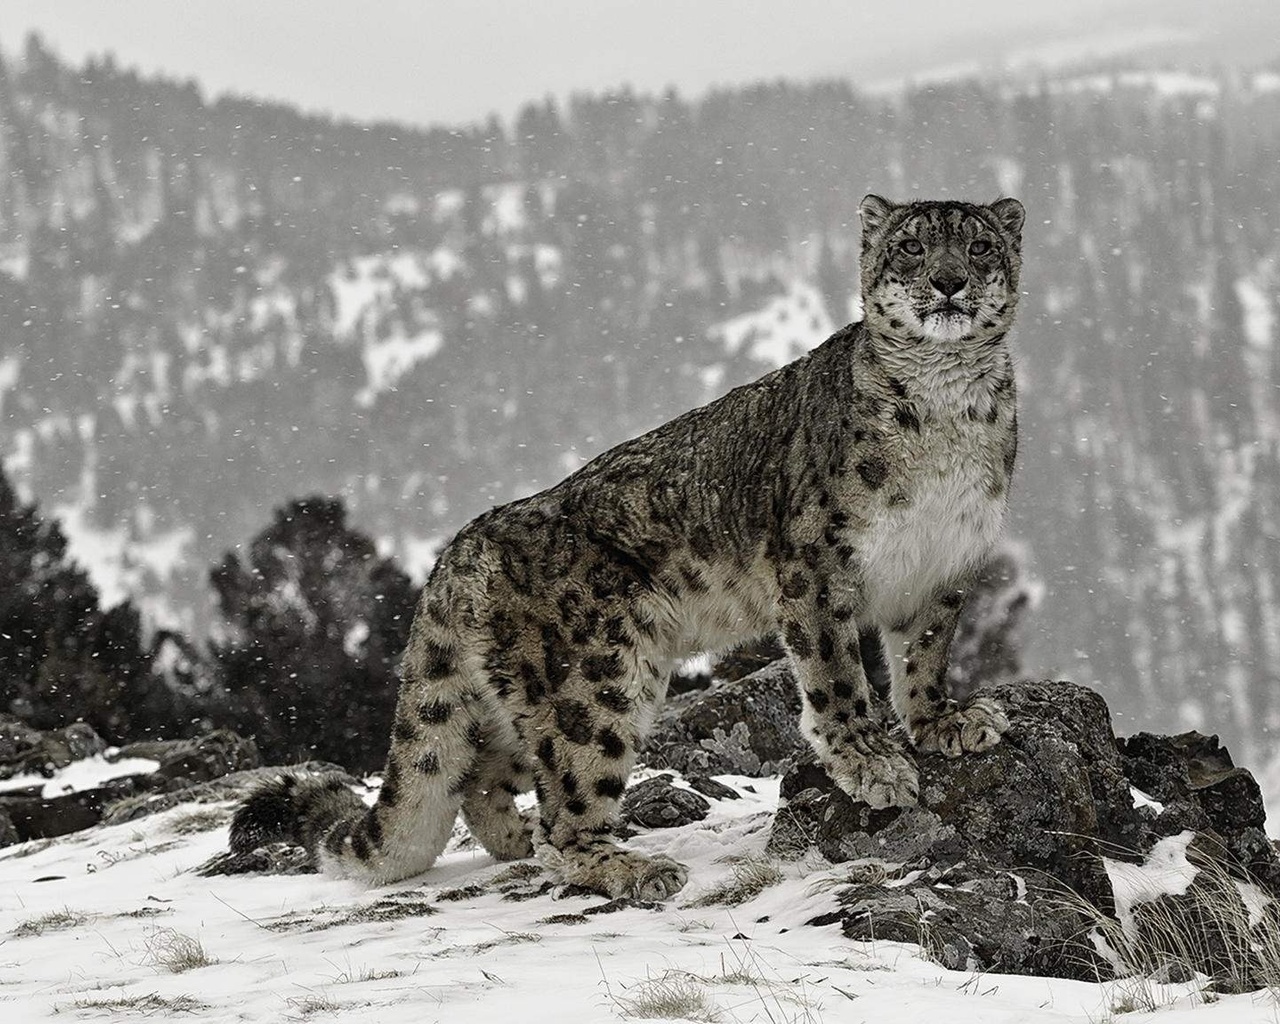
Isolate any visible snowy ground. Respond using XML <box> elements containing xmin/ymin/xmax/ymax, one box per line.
<box><xmin>2</xmin><ymin>770</ymin><xmax>1278</xmax><ymax>1023</ymax></box>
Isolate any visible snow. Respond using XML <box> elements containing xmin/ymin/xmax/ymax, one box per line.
<box><xmin>247</xmin><ymin>288</ymin><xmax>297</xmax><ymax>333</ymax></box>
<box><xmin>399</xmin><ymin>534</ymin><xmax>447</xmax><ymax>584</ymax></box>
<box><xmin>51</xmin><ymin>502</ymin><xmax>195</xmax><ymax>611</ymax></box>
<box><xmin>1103</xmin><ymin>830</ymin><xmax>1198</xmax><ymax>940</ymax></box>
<box><xmin>326</xmin><ymin>252</ymin><xmax>454</xmax><ymax>403</ymax></box>
<box><xmin>2</xmin><ymin>779</ymin><xmax>1276</xmax><ymax>1022</ymax></box>
<box><xmin>432</xmin><ymin>188</ymin><xmax>466</xmax><ymax>221</ymax></box>
<box><xmin>327</xmin><ymin>256</ymin><xmax>398</xmax><ymax>337</ymax></box>
<box><xmin>1236</xmin><ymin>276</ymin><xmax>1274</xmax><ymax>350</ymax></box>
<box><xmin>709</xmin><ymin>283</ymin><xmax>834</xmax><ymax>370</ymax></box>
<box><xmin>1129</xmin><ymin>786</ymin><xmax>1165</xmax><ymax>815</ymax></box>
<box><xmin>0</xmin><ymin>754</ymin><xmax>162</xmax><ymax>798</ymax></box>
<box><xmin>343</xmin><ymin>620</ymin><xmax>370</xmax><ymax>659</ymax></box>
<box><xmin>0</xmin><ymin>243</ymin><xmax>29</xmax><ymax>280</ymax></box>
<box><xmin>357</xmin><ymin>327</ymin><xmax>444</xmax><ymax>406</ymax></box>
<box><xmin>485</xmin><ymin>182</ymin><xmax>528</xmax><ymax>235</ymax></box>
<box><xmin>0</xmin><ymin>354</ymin><xmax>20</xmax><ymax>417</ymax></box>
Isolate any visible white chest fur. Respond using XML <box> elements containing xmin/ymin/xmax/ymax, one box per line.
<box><xmin>856</xmin><ymin>426</ymin><xmax>1006</xmax><ymax>625</ymax></box>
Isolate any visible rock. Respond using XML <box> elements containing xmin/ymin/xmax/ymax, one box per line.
<box><xmin>622</xmin><ymin>774</ymin><xmax>710</xmax><ymax>828</ymax></box>
<box><xmin>0</xmin><ymin>718</ymin><xmax>107</xmax><ymax>779</ymax></box>
<box><xmin>113</xmin><ymin>730</ymin><xmax>261</xmax><ymax>789</ymax></box>
<box><xmin>195</xmin><ymin>841</ymin><xmax>315</xmax><ymax>877</ymax></box>
<box><xmin>0</xmin><ymin>806</ymin><xmax>18</xmax><ymax>846</ymax></box>
<box><xmin>774</xmin><ymin>679</ymin><xmax>1280</xmax><ymax>986</ymax></box>
<box><xmin>0</xmin><ymin>777</ymin><xmax>141</xmax><ymax>842</ymax></box>
<box><xmin>831</xmin><ymin>872</ymin><xmax>1104</xmax><ymax>979</ymax></box>
<box><xmin>686</xmin><ymin>775</ymin><xmax>739</xmax><ymax>801</ymax></box>
<box><xmin>0</xmin><ymin>728</ymin><xmax>265</xmax><ymax>846</ymax></box>
<box><xmin>102</xmin><ymin>761</ymin><xmax>355</xmax><ymax>826</ymax></box>
<box><xmin>0</xmin><ymin>717</ymin><xmax>43</xmax><ymax>771</ymax></box>
<box><xmin>644</xmin><ymin>660</ymin><xmax>806</xmax><ymax>776</ymax></box>
<box><xmin>771</xmin><ymin>680</ymin><xmax>1142</xmax><ymax>908</ymax></box>
<box><xmin>1118</xmin><ymin>731</ymin><xmax>1278</xmax><ymax>888</ymax></box>
<box><xmin>711</xmin><ymin>637</ymin><xmax>785</xmax><ymax>683</ymax></box>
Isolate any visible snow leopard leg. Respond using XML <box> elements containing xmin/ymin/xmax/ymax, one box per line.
<box><xmin>459</xmin><ymin>725</ymin><xmax>535</xmax><ymax>862</ymax></box>
<box><xmin>883</xmin><ymin>584</ymin><xmax>1009</xmax><ymax>757</ymax></box>
<box><xmin>527</xmin><ymin>667</ymin><xmax>687</xmax><ymax>901</ymax></box>
<box><xmin>778</xmin><ymin>562</ymin><xmax>919</xmax><ymax>808</ymax></box>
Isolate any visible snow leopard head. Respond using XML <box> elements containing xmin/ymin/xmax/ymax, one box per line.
<box><xmin>858</xmin><ymin>196</ymin><xmax>1024</xmax><ymax>344</ymax></box>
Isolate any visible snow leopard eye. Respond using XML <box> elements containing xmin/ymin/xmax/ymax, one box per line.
<box><xmin>900</xmin><ymin>238</ymin><xmax>924</xmax><ymax>256</ymax></box>
<box><xmin>969</xmin><ymin>239</ymin><xmax>992</xmax><ymax>256</ymax></box>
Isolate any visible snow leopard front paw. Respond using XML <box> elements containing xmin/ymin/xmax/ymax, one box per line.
<box><xmin>827</xmin><ymin>741</ymin><xmax>919</xmax><ymax>809</ymax></box>
<box><xmin>910</xmin><ymin>696</ymin><xmax>1009</xmax><ymax>758</ymax></box>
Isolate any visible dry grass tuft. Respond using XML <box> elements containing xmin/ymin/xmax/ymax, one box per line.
<box><xmin>11</xmin><ymin>907</ymin><xmax>88</xmax><ymax>937</ymax></box>
<box><xmin>685</xmin><ymin>855</ymin><xmax>784</xmax><ymax>908</ymax></box>
<box><xmin>471</xmin><ymin>930</ymin><xmax>541</xmax><ymax>955</ymax></box>
<box><xmin>68</xmin><ymin>992</ymin><xmax>207</xmax><ymax>1014</ymax></box>
<box><xmin>325</xmin><ymin>958</ymin><xmax>406</xmax><ymax>984</ymax></box>
<box><xmin>490</xmin><ymin>862</ymin><xmax>543</xmax><ymax>885</ymax></box>
<box><xmin>1055</xmin><ymin>835</ymin><xmax>1280</xmax><ymax>1008</ymax></box>
<box><xmin>143</xmin><ymin>928</ymin><xmax>217</xmax><ymax>973</ymax></box>
<box><xmin>612</xmin><ymin>971</ymin><xmax>724</xmax><ymax>1022</ymax></box>
<box><xmin>166</xmin><ymin>807</ymin><xmax>231</xmax><ymax>835</ymax></box>
<box><xmin>285</xmin><ymin>993</ymin><xmax>345</xmax><ymax>1017</ymax></box>
<box><xmin>603</xmin><ymin>939</ymin><xmax>824</xmax><ymax>1024</ymax></box>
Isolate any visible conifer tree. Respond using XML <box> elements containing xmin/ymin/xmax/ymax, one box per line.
<box><xmin>210</xmin><ymin>496</ymin><xmax>417</xmax><ymax>771</ymax></box>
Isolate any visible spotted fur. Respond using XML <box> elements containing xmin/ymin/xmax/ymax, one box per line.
<box><xmin>230</xmin><ymin>194</ymin><xmax>1025</xmax><ymax>900</ymax></box>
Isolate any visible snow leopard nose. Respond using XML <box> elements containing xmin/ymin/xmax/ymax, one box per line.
<box><xmin>930</xmin><ymin>273</ymin><xmax>967</xmax><ymax>298</ymax></box>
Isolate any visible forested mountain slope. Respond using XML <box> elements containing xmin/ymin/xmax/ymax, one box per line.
<box><xmin>2</xmin><ymin>36</ymin><xmax>1279</xmax><ymax>763</ymax></box>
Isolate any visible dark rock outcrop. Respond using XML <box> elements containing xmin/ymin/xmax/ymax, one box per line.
<box><xmin>112</xmin><ymin>731</ymin><xmax>261</xmax><ymax>790</ymax></box>
<box><xmin>104</xmin><ymin>761</ymin><xmax>357</xmax><ymax>826</ymax></box>
<box><xmin>771</xmin><ymin>679</ymin><xmax>1280</xmax><ymax>983</ymax></box>
<box><xmin>1118</xmin><ymin>730</ymin><xmax>1278</xmax><ymax>888</ymax></box>
<box><xmin>0</xmin><ymin>727</ymin><xmax>262</xmax><ymax>846</ymax></box>
<box><xmin>643</xmin><ymin>659</ymin><xmax>806</xmax><ymax>776</ymax></box>
<box><xmin>622</xmin><ymin>774</ymin><xmax>711</xmax><ymax>829</ymax></box>
<box><xmin>0</xmin><ymin>718</ymin><xmax>108</xmax><ymax>779</ymax></box>
<box><xmin>771</xmin><ymin>680</ymin><xmax>1142</xmax><ymax>907</ymax></box>
<box><xmin>827</xmin><ymin>866</ymin><xmax>1107</xmax><ymax>980</ymax></box>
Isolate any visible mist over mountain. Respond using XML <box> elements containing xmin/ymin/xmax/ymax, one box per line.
<box><xmin>2</xmin><ymin>34</ymin><xmax>1280</xmax><ymax>768</ymax></box>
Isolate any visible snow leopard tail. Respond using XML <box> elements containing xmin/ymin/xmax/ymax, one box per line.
<box><xmin>230</xmin><ymin>565</ymin><xmax>501</xmax><ymax>884</ymax></box>
<box><xmin>229</xmin><ymin>680</ymin><xmax>484</xmax><ymax>886</ymax></box>
<box><xmin>229</xmin><ymin>773</ymin><xmax>367</xmax><ymax>857</ymax></box>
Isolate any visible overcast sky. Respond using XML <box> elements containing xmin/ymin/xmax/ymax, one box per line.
<box><xmin>2</xmin><ymin>0</ymin><xmax>1271</xmax><ymax>128</ymax></box>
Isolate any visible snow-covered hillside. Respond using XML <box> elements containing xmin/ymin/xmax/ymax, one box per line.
<box><xmin>4</xmin><ymin>767</ymin><xmax>1273</xmax><ymax>1024</ymax></box>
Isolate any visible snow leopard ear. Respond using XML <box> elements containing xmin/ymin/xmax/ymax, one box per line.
<box><xmin>858</xmin><ymin>194</ymin><xmax>896</xmax><ymax>244</ymax></box>
<box><xmin>989</xmin><ymin>197</ymin><xmax>1025</xmax><ymax>242</ymax></box>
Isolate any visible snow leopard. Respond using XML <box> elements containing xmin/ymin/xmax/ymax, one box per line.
<box><xmin>230</xmin><ymin>194</ymin><xmax>1026</xmax><ymax>901</ymax></box>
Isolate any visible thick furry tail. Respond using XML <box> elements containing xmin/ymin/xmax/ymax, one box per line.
<box><xmin>229</xmin><ymin>773</ymin><xmax>366</xmax><ymax>858</ymax></box>
<box><xmin>229</xmin><ymin>570</ymin><xmax>504</xmax><ymax>885</ymax></box>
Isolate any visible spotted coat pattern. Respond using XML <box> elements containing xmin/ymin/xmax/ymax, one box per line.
<box><xmin>230</xmin><ymin>195</ymin><xmax>1026</xmax><ymax>901</ymax></box>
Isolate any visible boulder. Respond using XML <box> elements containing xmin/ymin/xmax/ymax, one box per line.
<box><xmin>0</xmin><ymin>777</ymin><xmax>141</xmax><ymax>841</ymax></box>
<box><xmin>112</xmin><ymin>730</ymin><xmax>261</xmax><ymax>789</ymax></box>
<box><xmin>622</xmin><ymin>774</ymin><xmax>710</xmax><ymax>829</ymax></box>
<box><xmin>771</xmin><ymin>679</ymin><xmax>1280</xmax><ymax>984</ymax></box>
<box><xmin>643</xmin><ymin>659</ymin><xmax>806</xmax><ymax>776</ymax></box>
<box><xmin>0</xmin><ymin>728</ymin><xmax>263</xmax><ymax>846</ymax></box>
<box><xmin>770</xmin><ymin>680</ymin><xmax>1142</xmax><ymax>907</ymax></box>
<box><xmin>1117</xmin><ymin>730</ymin><xmax>1278</xmax><ymax>888</ymax></box>
<box><xmin>825</xmin><ymin>867</ymin><xmax>1105</xmax><ymax>980</ymax></box>
<box><xmin>104</xmin><ymin>761</ymin><xmax>356</xmax><ymax>826</ymax></box>
<box><xmin>0</xmin><ymin>718</ymin><xmax>107</xmax><ymax>779</ymax></box>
